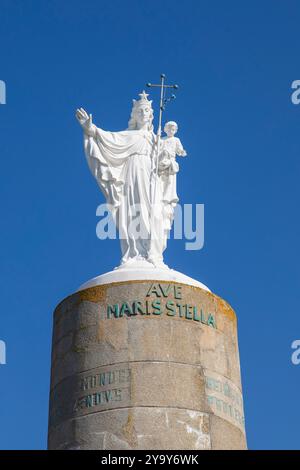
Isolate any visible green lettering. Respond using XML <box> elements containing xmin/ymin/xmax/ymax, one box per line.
<box><xmin>216</xmin><ymin>399</ymin><xmax>222</xmax><ymax>411</ymax></box>
<box><xmin>107</xmin><ymin>304</ymin><xmax>120</xmax><ymax>319</ymax></box>
<box><xmin>132</xmin><ymin>300</ymin><xmax>145</xmax><ymax>315</ymax></box>
<box><xmin>120</xmin><ymin>302</ymin><xmax>133</xmax><ymax>317</ymax></box>
<box><xmin>99</xmin><ymin>373</ymin><xmax>106</xmax><ymax>386</ymax></box>
<box><xmin>174</xmin><ymin>285</ymin><xmax>182</xmax><ymax>300</ymax></box>
<box><xmin>193</xmin><ymin>306</ymin><xmax>200</xmax><ymax>322</ymax></box>
<box><xmin>145</xmin><ymin>300</ymin><xmax>151</xmax><ymax>315</ymax></box>
<box><xmin>108</xmin><ymin>371</ymin><xmax>115</xmax><ymax>384</ymax></box>
<box><xmin>207</xmin><ymin>395</ymin><xmax>214</xmax><ymax>406</ymax></box>
<box><xmin>105</xmin><ymin>390</ymin><xmax>113</xmax><ymax>402</ymax></box>
<box><xmin>207</xmin><ymin>314</ymin><xmax>216</xmax><ymax>328</ymax></box>
<box><xmin>152</xmin><ymin>299</ymin><xmax>162</xmax><ymax>315</ymax></box>
<box><xmin>81</xmin><ymin>377</ymin><xmax>89</xmax><ymax>391</ymax></box>
<box><xmin>94</xmin><ymin>393</ymin><xmax>102</xmax><ymax>406</ymax></box>
<box><xmin>166</xmin><ymin>300</ymin><xmax>176</xmax><ymax>316</ymax></box>
<box><xmin>85</xmin><ymin>395</ymin><xmax>93</xmax><ymax>408</ymax></box>
<box><xmin>146</xmin><ymin>283</ymin><xmax>161</xmax><ymax>297</ymax></box>
<box><xmin>176</xmin><ymin>303</ymin><xmax>184</xmax><ymax>317</ymax></box>
<box><xmin>185</xmin><ymin>304</ymin><xmax>193</xmax><ymax>320</ymax></box>
<box><xmin>200</xmin><ymin>309</ymin><xmax>207</xmax><ymax>324</ymax></box>
<box><xmin>159</xmin><ymin>283</ymin><xmax>171</xmax><ymax>297</ymax></box>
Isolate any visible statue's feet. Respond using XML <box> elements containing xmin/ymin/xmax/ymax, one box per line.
<box><xmin>115</xmin><ymin>257</ymin><xmax>136</xmax><ymax>269</ymax></box>
<box><xmin>147</xmin><ymin>257</ymin><xmax>169</xmax><ymax>270</ymax></box>
<box><xmin>115</xmin><ymin>255</ymin><xmax>153</xmax><ymax>270</ymax></box>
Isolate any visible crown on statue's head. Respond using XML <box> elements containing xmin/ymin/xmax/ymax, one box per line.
<box><xmin>133</xmin><ymin>90</ymin><xmax>153</xmax><ymax>108</ymax></box>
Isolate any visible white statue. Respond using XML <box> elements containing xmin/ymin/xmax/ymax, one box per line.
<box><xmin>76</xmin><ymin>92</ymin><xmax>186</xmax><ymax>269</ymax></box>
<box><xmin>159</xmin><ymin>121</ymin><xmax>187</xmax><ymax>209</ymax></box>
<box><xmin>160</xmin><ymin>121</ymin><xmax>187</xmax><ymax>173</ymax></box>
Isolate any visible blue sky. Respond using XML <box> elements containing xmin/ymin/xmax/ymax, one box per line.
<box><xmin>0</xmin><ymin>0</ymin><xmax>300</xmax><ymax>449</ymax></box>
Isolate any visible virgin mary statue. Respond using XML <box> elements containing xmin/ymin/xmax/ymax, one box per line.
<box><xmin>76</xmin><ymin>91</ymin><xmax>178</xmax><ymax>269</ymax></box>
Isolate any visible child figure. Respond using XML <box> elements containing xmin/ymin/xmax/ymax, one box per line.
<box><xmin>159</xmin><ymin>121</ymin><xmax>187</xmax><ymax>176</ymax></box>
<box><xmin>158</xmin><ymin>122</ymin><xmax>187</xmax><ymax>222</ymax></box>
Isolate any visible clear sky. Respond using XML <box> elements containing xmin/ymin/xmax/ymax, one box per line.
<box><xmin>0</xmin><ymin>0</ymin><xmax>299</xmax><ymax>450</ymax></box>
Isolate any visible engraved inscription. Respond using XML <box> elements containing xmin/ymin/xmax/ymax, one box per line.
<box><xmin>74</xmin><ymin>368</ymin><xmax>131</xmax><ymax>412</ymax></box>
<box><xmin>106</xmin><ymin>283</ymin><xmax>217</xmax><ymax>328</ymax></box>
<box><xmin>49</xmin><ymin>366</ymin><xmax>131</xmax><ymax>428</ymax></box>
<box><xmin>204</xmin><ymin>371</ymin><xmax>245</xmax><ymax>432</ymax></box>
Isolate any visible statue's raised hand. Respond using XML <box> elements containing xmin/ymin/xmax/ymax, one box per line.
<box><xmin>76</xmin><ymin>108</ymin><xmax>94</xmax><ymax>135</ymax></box>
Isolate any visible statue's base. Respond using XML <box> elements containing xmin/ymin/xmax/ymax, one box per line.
<box><xmin>78</xmin><ymin>260</ymin><xmax>210</xmax><ymax>293</ymax></box>
<box><xmin>48</xmin><ymin>275</ymin><xmax>247</xmax><ymax>450</ymax></box>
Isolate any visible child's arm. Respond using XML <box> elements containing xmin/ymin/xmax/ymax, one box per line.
<box><xmin>176</xmin><ymin>138</ymin><xmax>187</xmax><ymax>157</ymax></box>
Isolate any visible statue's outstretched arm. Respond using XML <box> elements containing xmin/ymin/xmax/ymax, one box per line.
<box><xmin>76</xmin><ymin>108</ymin><xmax>96</xmax><ymax>137</ymax></box>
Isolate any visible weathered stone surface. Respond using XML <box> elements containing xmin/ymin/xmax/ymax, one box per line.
<box><xmin>48</xmin><ymin>280</ymin><xmax>247</xmax><ymax>449</ymax></box>
<box><xmin>210</xmin><ymin>415</ymin><xmax>247</xmax><ymax>450</ymax></box>
<box><xmin>48</xmin><ymin>407</ymin><xmax>212</xmax><ymax>450</ymax></box>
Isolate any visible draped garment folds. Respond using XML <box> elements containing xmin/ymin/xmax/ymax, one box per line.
<box><xmin>84</xmin><ymin>126</ymin><xmax>178</xmax><ymax>265</ymax></box>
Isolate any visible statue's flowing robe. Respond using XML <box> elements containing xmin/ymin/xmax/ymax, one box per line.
<box><xmin>84</xmin><ymin>127</ymin><xmax>178</xmax><ymax>264</ymax></box>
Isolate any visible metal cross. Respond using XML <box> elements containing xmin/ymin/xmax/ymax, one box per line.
<box><xmin>146</xmin><ymin>74</ymin><xmax>179</xmax><ymax>138</ymax></box>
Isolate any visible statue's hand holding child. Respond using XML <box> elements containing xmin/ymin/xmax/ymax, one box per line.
<box><xmin>158</xmin><ymin>149</ymin><xmax>172</xmax><ymax>174</ymax></box>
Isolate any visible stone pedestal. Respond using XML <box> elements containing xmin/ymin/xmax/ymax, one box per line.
<box><xmin>48</xmin><ymin>279</ymin><xmax>247</xmax><ymax>450</ymax></box>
